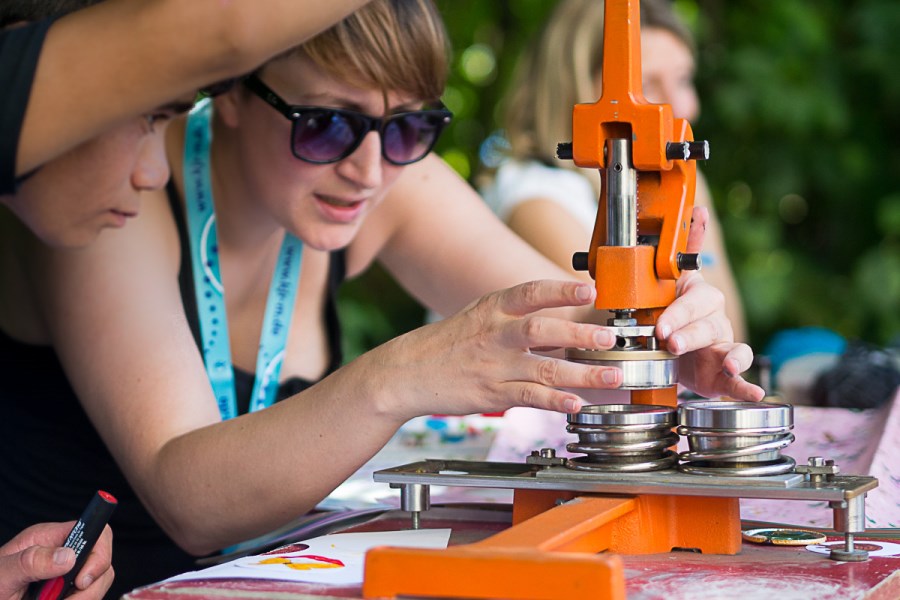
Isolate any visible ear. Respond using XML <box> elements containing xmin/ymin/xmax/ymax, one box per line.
<box><xmin>213</xmin><ymin>87</ymin><xmax>243</xmax><ymax>129</ymax></box>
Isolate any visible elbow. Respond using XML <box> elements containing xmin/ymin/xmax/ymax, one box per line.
<box><xmin>154</xmin><ymin>510</ymin><xmax>224</xmax><ymax>557</ymax></box>
<box><xmin>205</xmin><ymin>12</ymin><xmax>270</xmax><ymax>77</ymax></box>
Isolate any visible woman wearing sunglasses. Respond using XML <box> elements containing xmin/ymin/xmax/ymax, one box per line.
<box><xmin>0</xmin><ymin>0</ymin><xmax>762</xmax><ymax>595</ymax></box>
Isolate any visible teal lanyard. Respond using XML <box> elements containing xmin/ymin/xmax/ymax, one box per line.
<box><xmin>182</xmin><ymin>99</ymin><xmax>304</xmax><ymax>420</ymax></box>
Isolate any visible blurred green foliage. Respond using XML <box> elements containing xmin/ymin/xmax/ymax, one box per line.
<box><xmin>338</xmin><ymin>0</ymin><xmax>900</xmax><ymax>361</ymax></box>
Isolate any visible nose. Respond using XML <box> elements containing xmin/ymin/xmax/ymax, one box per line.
<box><xmin>335</xmin><ymin>131</ymin><xmax>384</xmax><ymax>190</ymax></box>
<box><xmin>663</xmin><ymin>82</ymin><xmax>699</xmax><ymax>123</ymax></box>
<box><xmin>131</xmin><ymin>131</ymin><xmax>171</xmax><ymax>192</ymax></box>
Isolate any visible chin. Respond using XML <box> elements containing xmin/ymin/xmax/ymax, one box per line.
<box><xmin>40</xmin><ymin>219</ymin><xmax>109</xmax><ymax>249</ymax></box>
<box><xmin>302</xmin><ymin>226</ymin><xmax>361</xmax><ymax>253</ymax></box>
<box><xmin>46</xmin><ymin>228</ymin><xmax>102</xmax><ymax>249</ymax></box>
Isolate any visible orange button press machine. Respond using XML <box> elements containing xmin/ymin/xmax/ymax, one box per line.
<box><xmin>361</xmin><ymin>1</ymin><xmax>879</xmax><ymax>599</ymax></box>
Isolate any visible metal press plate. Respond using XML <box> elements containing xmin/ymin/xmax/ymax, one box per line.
<box><xmin>373</xmin><ymin>459</ymin><xmax>878</xmax><ymax>502</ymax></box>
<box><xmin>679</xmin><ymin>400</ymin><xmax>793</xmax><ymax>430</ymax></box>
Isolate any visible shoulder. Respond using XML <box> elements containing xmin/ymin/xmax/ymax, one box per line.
<box><xmin>481</xmin><ymin>159</ymin><xmax>597</xmax><ymax>225</ymax></box>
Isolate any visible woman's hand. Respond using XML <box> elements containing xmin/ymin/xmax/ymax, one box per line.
<box><xmin>656</xmin><ymin>270</ymin><xmax>764</xmax><ymax>400</ymax></box>
<box><xmin>0</xmin><ymin>522</ymin><xmax>114</xmax><ymax>600</ymax></box>
<box><xmin>369</xmin><ymin>280</ymin><xmax>624</xmax><ymax>420</ymax></box>
<box><xmin>655</xmin><ymin>207</ymin><xmax>765</xmax><ymax>401</ymax></box>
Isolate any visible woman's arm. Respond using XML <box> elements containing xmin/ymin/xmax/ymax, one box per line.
<box><xmin>18</xmin><ymin>0</ymin><xmax>371</xmax><ymax>176</ymax></box>
<box><xmin>367</xmin><ymin>155</ymin><xmax>762</xmax><ymax>401</ymax></box>
<box><xmin>361</xmin><ymin>154</ymin><xmax>580</xmax><ymax>318</ymax></box>
<box><xmin>31</xmin><ymin>194</ymin><xmax>618</xmax><ymax>555</ymax></box>
<box><xmin>507</xmin><ymin>197</ymin><xmax>595</xmax><ymax>286</ymax></box>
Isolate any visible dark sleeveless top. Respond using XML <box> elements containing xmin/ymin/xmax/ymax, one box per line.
<box><xmin>0</xmin><ymin>185</ymin><xmax>345</xmax><ymax>599</ymax></box>
<box><xmin>0</xmin><ymin>17</ymin><xmax>56</xmax><ymax>194</ymax></box>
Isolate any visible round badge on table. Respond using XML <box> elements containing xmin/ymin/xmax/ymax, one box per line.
<box><xmin>741</xmin><ymin>528</ymin><xmax>828</xmax><ymax>546</ymax></box>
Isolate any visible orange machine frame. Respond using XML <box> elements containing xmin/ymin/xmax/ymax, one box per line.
<box><xmin>574</xmin><ymin>0</ymin><xmax>697</xmax><ymax>318</ymax></box>
<box><xmin>364</xmin><ymin>2</ymin><xmax>732</xmax><ymax>598</ymax></box>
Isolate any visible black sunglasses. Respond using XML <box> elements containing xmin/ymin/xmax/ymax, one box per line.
<box><xmin>243</xmin><ymin>74</ymin><xmax>452</xmax><ymax>166</ymax></box>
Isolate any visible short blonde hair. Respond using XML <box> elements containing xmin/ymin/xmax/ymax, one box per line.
<box><xmin>503</xmin><ymin>0</ymin><xmax>694</xmax><ymax>167</ymax></box>
<box><xmin>286</xmin><ymin>0</ymin><xmax>449</xmax><ymax>102</ymax></box>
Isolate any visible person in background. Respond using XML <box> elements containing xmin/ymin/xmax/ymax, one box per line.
<box><xmin>483</xmin><ymin>0</ymin><xmax>747</xmax><ymax>342</ymax></box>
<box><xmin>0</xmin><ymin>1</ymin><xmax>761</xmax><ymax>596</ymax></box>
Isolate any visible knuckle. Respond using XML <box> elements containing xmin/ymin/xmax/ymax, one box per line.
<box><xmin>520</xmin><ymin>280</ymin><xmax>540</xmax><ymax>306</ymax></box>
<box><xmin>683</xmin><ymin>301</ymin><xmax>698</xmax><ymax>324</ymax></box>
<box><xmin>535</xmin><ymin>357</ymin><xmax>560</xmax><ymax>385</ymax></box>
<box><xmin>17</xmin><ymin>545</ymin><xmax>37</xmax><ymax>575</ymax></box>
<box><xmin>521</xmin><ymin>315</ymin><xmax>544</xmax><ymax>342</ymax></box>
<box><xmin>517</xmin><ymin>384</ymin><xmax>539</xmax><ymax>408</ymax></box>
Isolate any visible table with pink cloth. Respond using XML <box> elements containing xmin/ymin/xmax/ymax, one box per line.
<box><xmin>486</xmin><ymin>388</ymin><xmax>900</xmax><ymax>528</ymax></box>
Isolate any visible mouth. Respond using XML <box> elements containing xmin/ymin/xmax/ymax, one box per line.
<box><xmin>316</xmin><ymin>194</ymin><xmax>366</xmax><ymax>209</ymax></box>
<box><xmin>314</xmin><ymin>193</ymin><xmax>368</xmax><ymax>224</ymax></box>
<box><xmin>110</xmin><ymin>209</ymin><xmax>138</xmax><ymax>219</ymax></box>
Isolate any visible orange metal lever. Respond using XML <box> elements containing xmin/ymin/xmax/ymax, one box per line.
<box><xmin>571</xmin><ymin>0</ymin><xmax>698</xmax><ymax>314</ymax></box>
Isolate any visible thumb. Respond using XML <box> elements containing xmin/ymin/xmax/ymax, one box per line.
<box><xmin>0</xmin><ymin>546</ymin><xmax>75</xmax><ymax>598</ymax></box>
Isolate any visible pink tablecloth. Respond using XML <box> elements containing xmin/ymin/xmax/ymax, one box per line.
<box><xmin>487</xmin><ymin>389</ymin><xmax>900</xmax><ymax>528</ymax></box>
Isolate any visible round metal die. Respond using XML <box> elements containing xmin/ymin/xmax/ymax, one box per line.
<box><xmin>565</xmin><ymin>349</ymin><xmax>677</xmax><ymax>389</ymax></box>
<box><xmin>565</xmin><ymin>404</ymin><xmax>678</xmax><ymax>473</ymax></box>
<box><xmin>677</xmin><ymin>400</ymin><xmax>795</xmax><ymax>476</ymax></box>
<box><xmin>568</xmin><ymin>403</ymin><xmax>676</xmax><ymax>426</ymax></box>
<box><xmin>678</xmin><ymin>400</ymin><xmax>793</xmax><ymax>430</ymax></box>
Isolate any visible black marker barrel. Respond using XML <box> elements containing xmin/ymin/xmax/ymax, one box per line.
<box><xmin>33</xmin><ymin>490</ymin><xmax>117</xmax><ymax>600</ymax></box>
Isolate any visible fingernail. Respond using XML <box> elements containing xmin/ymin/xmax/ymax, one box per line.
<box><xmin>657</xmin><ymin>323</ymin><xmax>672</xmax><ymax>339</ymax></box>
<box><xmin>564</xmin><ymin>397</ymin><xmax>583</xmax><ymax>412</ymax></box>
<box><xmin>575</xmin><ymin>285</ymin><xmax>592</xmax><ymax>301</ymax></box>
<box><xmin>601</xmin><ymin>370</ymin><xmax>619</xmax><ymax>385</ymax></box>
<box><xmin>668</xmin><ymin>334</ymin><xmax>683</xmax><ymax>354</ymax></box>
<box><xmin>53</xmin><ymin>548</ymin><xmax>72</xmax><ymax>565</ymax></box>
<box><xmin>81</xmin><ymin>575</ymin><xmax>94</xmax><ymax>589</ymax></box>
<box><xmin>593</xmin><ymin>329</ymin><xmax>614</xmax><ymax>348</ymax></box>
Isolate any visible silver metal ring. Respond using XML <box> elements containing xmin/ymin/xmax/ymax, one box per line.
<box><xmin>567</xmin><ymin>451</ymin><xmax>678</xmax><ymax>473</ymax></box>
<box><xmin>678</xmin><ymin>455</ymin><xmax>796</xmax><ymax>477</ymax></box>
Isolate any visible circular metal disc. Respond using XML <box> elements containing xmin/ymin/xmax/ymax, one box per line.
<box><xmin>566</xmin><ymin>349</ymin><xmax>677</xmax><ymax>389</ymax></box>
<box><xmin>741</xmin><ymin>528</ymin><xmax>827</xmax><ymax>546</ymax></box>
<box><xmin>568</xmin><ymin>404</ymin><xmax>675</xmax><ymax>426</ymax></box>
<box><xmin>829</xmin><ymin>548</ymin><xmax>870</xmax><ymax>562</ymax></box>
<box><xmin>679</xmin><ymin>400</ymin><xmax>793</xmax><ymax>430</ymax></box>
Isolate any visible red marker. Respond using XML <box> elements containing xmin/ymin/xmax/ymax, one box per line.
<box><xmin>30</xmin><ymin>490</ymin><xmax>117</xmax><ymax>600</ymax></box>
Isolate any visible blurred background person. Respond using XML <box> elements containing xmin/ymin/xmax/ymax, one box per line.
<box><xmin>480</xmin><ymin>0</ymin><xmax>747</xmax><ymax>342</ymax></box>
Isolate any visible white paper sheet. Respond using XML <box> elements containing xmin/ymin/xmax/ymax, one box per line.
<box><xmin>165</xmin><ymin>528</ymin><xmax>451</xmax><ymax>586</ymax></box>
